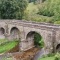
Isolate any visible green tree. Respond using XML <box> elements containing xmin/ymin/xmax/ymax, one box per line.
<box><xmin>29</xmin><ymin>0</ymin><xmax>32</xmax><ymax>2</ymax></box>
<box><xmin>29</xmin><ymin>0</ymin><xmax>44</xmax><ymax>4</ymax></box>
<box><xmin>38</xmin><ymin>0</ymin><xmax>60</xmax><ymax>23</ymax></box>
<box><xmin>0</xmin><ymin>0</ymin><xmax>28</xmax><ymax>19</ymax></box>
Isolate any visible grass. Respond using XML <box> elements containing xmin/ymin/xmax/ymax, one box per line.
<box><xmin>38</xmin><ymin>53</ymin><xmax>60</xmax><ymax>60</ymax></box>
<box><xmin>0</xmin><ymin>40</ymin><xmax>19</xmax><ymax>53</ymax></box>
<box><xmin>0</xmin><ymin>39</ymin><xmax>8</xmax><ymax>44</ymax></box>
<box><xmin>38</xmin><ymin>56</ymin><xmax>55</xmax><ymax>60</ymax></box>
<box><xmin>2</xmin><ymin>57</ymin><xmax>13</xmax><ymax>60</ymax></box>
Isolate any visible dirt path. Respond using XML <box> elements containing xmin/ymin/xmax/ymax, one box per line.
<box><xmin>12</xmin><ymin>47</ymin><xmax>40</xmax><ymax>60</ymax></box>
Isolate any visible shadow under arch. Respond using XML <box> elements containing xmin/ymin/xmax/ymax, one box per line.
<box><xmin>56</xmin><ymin>44</ymin><xmax>60</xmax><ymax>52</ymax></box>
<box><xmin>10</xmin><ymin>27</ymin><xmax>20</xmax><ymax>40</ymax></box>
<box><xmin>26</xmin><ymin>31</ymin><xmax>44</xmax><ymax>48</ymax></box>
<box><xmin>0</xmin><ymin>27</ymin><xmax>5</xmax><ymax>39</ymax></box>
<box><xmin>10</xmin><ymin>27</ymin><xmax>21</xmax><ymax>52</ymax></box>
<box><xmin>0</xmin><ymin>27</ymin><xmax>5</xmax><ymax>34</ymax></box>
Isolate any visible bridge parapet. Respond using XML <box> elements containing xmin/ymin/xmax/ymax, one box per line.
<box><xmin>0</xmin><ymin>19</ymin><xmax>60</xmax><ymax>26</ymax></box>
<box><xmin>5</xmin><ymin>20</ymin><xmax>60</xmax><ymax>31</ymax></box>
<box><xmin>0</xmin><ymin>20</ymin><xmax>59</xmax><ymax>30</ymax></box>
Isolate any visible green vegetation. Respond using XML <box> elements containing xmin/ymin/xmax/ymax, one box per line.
<box><xmin>0</xmin><ymin>39</ymin><xmax>8</xmax><ymax>44</ymax></box>
<box><xmin>0</xmin><ymin>0</ymin><xmax>60</xmax><ymax>24</ymax></box>
<box><xmin>28</xmin><ymin>0</ymin><xmax>45</xmax><ymax>4</ymax></box>
<box><xmin>24</xmin><ymin>2</ymin><xmax>38</xmax><ymax>20</ymax></box>
<box><xmin>24</xmin><ymin>0</ymin><xmax>60</xmax><ymax>24</ymax></box>
<box><xmin>54</xmin><ymin>21</ymin><xmax>60</xmax><ymax>25</ymax></box>
<box><xmin>38</xmin><ymin>0</ymin><xmax>60</xmax><ymax>24</ymax></box>
<box><xmin>29</xmin><ymin>0</ymin><xmax>36</xmax><ymax>3</ymax></box>
<box><xmin>38</xmin><ymin>53</ymin><xmax>60</xmax><ymax>60</ymax></box>
<box><xmin>0</xmin><ymin>40</ymin><xmax>19</xmax><ymax>53</ymax></box>
<box><xmin>34</xmin><ymin>33</ymin><xmax>44</xmax><ymax>48</ymax></box>
<box><xmin>54</xmin><ymin>53</ymin><xmax>60</xmax><ymax>60</ymax></box>
<box><xmin>39</xmin><ymin>57</ymin><xmax>55</xmax><ymax>60</ymax></box>
<box><xmin>0</xmin><ymin>0</ymin><xmax>28</xmax><ymax>19</ymax></box>
<box><xmin>24</xmin><ymin>2</ymin><xmax>53</xmax><ymax>23</ymax></box>
<box><xmin>2</xmin><ymin>57</ymin><xmax>13</xmax><ymax>60</ymax></box>
<box><xmin>26</xmin><ymin>2</ymin><xmax>38</xmax><ymax>14</ymax></box>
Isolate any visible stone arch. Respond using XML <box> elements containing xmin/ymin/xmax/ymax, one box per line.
<box><xmin>10</xmin><ymin>27</ymin><xmax>21</xmax><ymax>52</ymax></box>
<box><xmin>0</xmin><ymin>28</ymin><xmax>5</xmax><ymax>34</ymax></box>
<box><xmin>10</xmin><ymin>27</ymin><xmax>20</xmax><ymax>40</ymax></box>
<box><xmin>56</xmin><ymin>44</ymin><xmax>60</xmax><ymax>52</ymax></box>
<box><xmin>0</xmin><ymin>27</ymin><xmax>5</xmax><ymax>39</ymax></box>
<box><xmin>26</xmin><ymin>31</ymin><xmax>44</xmax><ymax>48</ymax></box>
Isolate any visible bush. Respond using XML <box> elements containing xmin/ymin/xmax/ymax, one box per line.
<box><xmin>54</xmin><ymin>53</ymin><xmax>60</xmax><ymax>60</ymax></box>
<box><xmin>54</xmin><ymin>21</ymin><xmax>60</xmax><ymax>24</ymax></box>
<box><xmin>24</xmin><ymin>13</ymin><xmax>53</xmax><ymax>23</ymax></box>
<box><xmin>38</xmin><ymin>0</ymin><xmax>60</xmax><ymax>23</ymax></box>
<box><xmin>34</xmin><ymin>32</ymin><xmax>44</xmax><ymax>48</ymax></box>
<box><xmin>47</xmin><ymin>53</ymin><xmax>55</xmax><ymax>57</ymax></box>
<box><xmin>38</xmin><ymin>1</ymin><xmax>54</xmax><ymax>17</ymax></box>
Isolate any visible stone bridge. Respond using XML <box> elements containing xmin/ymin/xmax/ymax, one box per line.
<box><xmin>0</xmin><ymin>20</ymin><xmax>60</xmax><ymax>53</ymax></box>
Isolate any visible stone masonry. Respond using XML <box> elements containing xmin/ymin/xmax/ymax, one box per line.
<box><xmin>0</xmin><ymin>20</ymin><xmax>60</xmax><ymax>53</ymax></box>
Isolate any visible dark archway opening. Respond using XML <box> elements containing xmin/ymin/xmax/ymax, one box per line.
<box><xmin>56</xmin><ymin>44</ymin><xmax>60</xmax><ymax>52</ymax></box>
<box><xmin>10</xmin><ymin>27</ymin><xmax>20</xmax><ymax>40</ymax></box>
<box><xmin>0</xmin><ymin>28</ymin><xmax>5</xmax><ymax>39</ymax></box>
<box><xmin>0</xmin><ymin>28</ymin><xmax>5</xmax><ymax>34</ymax></box>
<box><xmin>26</xmin><ymin>31</ymin><xmax>44</xmax><ymax>49</ymax></box>
<box><xmin>10</xmin><ymin>27</ymin><xmax>20</xmax><ymax>52</ymax></box>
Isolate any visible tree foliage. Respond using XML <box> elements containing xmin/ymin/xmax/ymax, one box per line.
<box><xmin>38</xmin><ymin>0</ymin><xmax>60</xmax><ymax>23</ymax></box>
<box><xmin>29</xmin><ymin>0</ymin><xmax>36</xmax><ymax>3</ymax></box>
<box><xmin>0</xmin><ymin>0</ymin><xmax>28</xmax><ymax>19</ymax></box>
<box><xmin>29</xmin><ymin>0</ymin><xmax>45</xmax><ymax>4</ymax></box>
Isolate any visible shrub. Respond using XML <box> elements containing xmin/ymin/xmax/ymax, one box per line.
<box><xmin>47</xmin><ymin>53</ymin><xmax>55</xmax><ymax>57</ymax></box>
<box><xmin>34</xmin><ymin>32</ymin><xmax>44</xmax><ymax>48</ymax></box>
<box><xmin>38</xmin><ymin>0</ymin><xmax>60</xmax><ymax>23</ymax></box>
<box><xmin>24</xmin><ymin>13</ymin><xmax>53</xmax><ymax>23</ymax></box>
<box><xmin>38</xmin><ymin>1</ymin><xmax>54</xmax><ymax>17</ymax></box>
<box><xmin>54</xmin><ymin>21</ymin><xmax>60</xmax><ymax>24</ymax></box>
<box><xmin>54</xmin><ymin>53</ymin><xmax>60</xmax><ymax>60</ymax></box>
